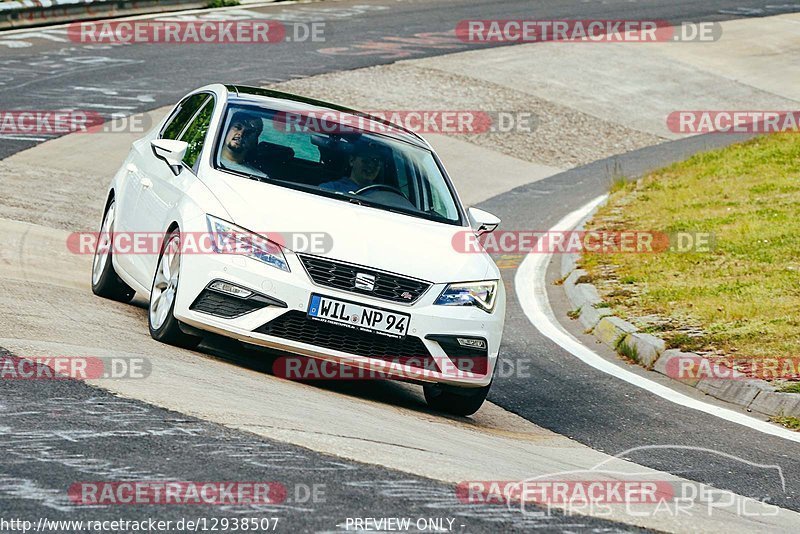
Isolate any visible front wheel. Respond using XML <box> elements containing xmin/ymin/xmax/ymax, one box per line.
<box><xmin>423</xmin><ymin>382</ymin><xmax>491</xmax><ymax>417</ymax></box>
<box><xmin>148</xmin><ymin>230</ymin><xmax>201</xmax><ymax>349</ymax></box>
<box><xmin>91</xmin><ymin>199</ymin><xmax>136</xmax><ymax>303</ymax></box>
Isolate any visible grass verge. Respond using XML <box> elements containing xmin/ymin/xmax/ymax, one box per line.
<box><xmin>206</xmin><ymin>0</ymin><xmax>240</xmax><ymax>7</ymax></box>
<box><xmin>771</xmin><ymin>416</ymin><xmax>800</xmax><ymax>431</ymax></box>
<box><xmin>581</xmin><ymin>133</ymin><xmax>800</xmax><ymax>362</ymax></box>
<box><xmin>778</xmin><ymin>383</ymin><xmax>800</xmax><ymax>394</ymax></box>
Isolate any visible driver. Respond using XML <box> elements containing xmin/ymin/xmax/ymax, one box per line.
<box><xmin>220</xmin><ymin>111</ymin><xmax>264</xmax><ymax>175</ymax></box>
<box><xmin>319</xmin><ymin>140</ymin><xmax>383</xmax><ymax>194</ymax></box>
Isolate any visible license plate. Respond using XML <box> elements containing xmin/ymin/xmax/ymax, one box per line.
<box><xmin>307</xmin><ymin>294</ymin><xmax>410</xmax><ymax>339</ymax></box>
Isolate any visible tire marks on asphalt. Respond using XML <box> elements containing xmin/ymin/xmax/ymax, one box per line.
<box><xmin>0</xmin><ymin>349</ymin><xmax>641</xmax><ymax>532</ymax></box>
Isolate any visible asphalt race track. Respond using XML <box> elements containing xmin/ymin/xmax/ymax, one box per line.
<box><xmin>0</xmin><ymin>0</ymin><xmax>790</xmax><ymax>159</ymax></box>
<box><xmin>1</xmin><ymin>0</ymin><xmax>800</xmax><ymax>532</ymax></box>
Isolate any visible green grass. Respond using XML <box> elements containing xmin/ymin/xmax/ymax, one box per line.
<box><xmin>582</xmin><ymin>133</ymin><xmax>800</xmax><ymax>361</ymax></box>
<box><xmin>567</xmin><ymin>307</ymin><xmax>582</xmax><ymax>320</ymax></box>
<box><xmin>206</xmin><ymin>0</ymin><xmax>239</xmax><ymax>8</ymax></box>
<box><xmin>616</xmin><ymin>336</ymin><xmax>640</xmax><ymax>364</ymax></box>
<box><xmin>610</xmin><ymin>175</ymin><xmax>630</xmax><ymax>194</ymax></box>
<box><xmin>771</xmin><ymin>416</ymin><xmax>800</xmax><ymax>430</ymax></box>
<box><xmin>778</xmin><ymin>383</ymin><xmax>800</xmax><ymax>394</ymax></box>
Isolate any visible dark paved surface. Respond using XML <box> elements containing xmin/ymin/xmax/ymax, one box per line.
<box><xmin>2</xmin><ymin>0</ymin><xmax>800</xmax><ymax>531</ymax></box>
<box><xmin>0</xmin><ymin>0</ymin><xmax>795</xmax><ymax>158</ymax></box>
<box><xmin>0</xmin><ymin>350</ymin><xmax>644</xmax><ymax>533</ymax></box>
<box><xmin>479</xmin><ymin>132</ymin><xmax>800</xmax><ymax>512</ymax></box>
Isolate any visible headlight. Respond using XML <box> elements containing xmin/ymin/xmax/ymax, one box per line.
<box><xmin>434</xmin><ymin>280</ymin><xmax>497</xmax><ymax>312</ymax></box>
<box><xmin>206</xmin><ymin>215</ymin><xmax>289</xmax><ymax>272</ymax></box>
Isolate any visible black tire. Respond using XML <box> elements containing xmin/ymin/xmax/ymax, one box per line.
<box><xmin>423</xmin><ymin>382</ymin><xmax>492</xmax><ymax>417</ymax></box>
<box><xmin>91</xmin><ymin>199</ymin><xmax>136</xmax><ymax>303</ymax></box>
<box><xmin>148</xmin><ymin>229</ymin><xmax>202</xmax><ymax>349</ymax></box>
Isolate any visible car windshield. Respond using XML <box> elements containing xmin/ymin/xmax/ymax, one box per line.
<box><xmin>213</xmin><ymin>104</ymin><xmax>462</xmax><ymax>224</ymax></box>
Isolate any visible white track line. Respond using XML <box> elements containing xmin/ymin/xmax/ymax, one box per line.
<box><xmin>514</xmin><ymin>194</ymin><xmax>800</xmax><ymax>444</ymax></box>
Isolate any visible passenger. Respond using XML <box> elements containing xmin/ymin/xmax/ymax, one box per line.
<box><xmin>220</xmin><ymin>111</ymin><xmax>264</xmax><ymax>176</ymax></box>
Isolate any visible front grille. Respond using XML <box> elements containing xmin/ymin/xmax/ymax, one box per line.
<box><xmin>298</xmin><ymin>255</ymin><xmax>431</xmax><ymax>304</ymax></box>
<box><xmin>255</xmin><ymin>311</ymin><xmax>437</xmax><ymax>370</ymax></box>
<box><xmin>190</xmin><ymin>290</ymin><xmax>268</xmax><ymax>318</ymax></box>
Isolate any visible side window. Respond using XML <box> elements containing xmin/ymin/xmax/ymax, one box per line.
<box><xmin>162</xmin><ymin>94</ymin><xmax>209</xmax><ymax>140</ymax></box>
<box><xmin>179</xmin><ymin>99</ymin><xmax>214</xmax><ymax>170</ymax></box>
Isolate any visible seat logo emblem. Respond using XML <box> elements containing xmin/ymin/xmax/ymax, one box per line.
<box><xmin>355</xmin><ymin>273</ymin><xmax>376</xmax><ymax>291</ymax></box>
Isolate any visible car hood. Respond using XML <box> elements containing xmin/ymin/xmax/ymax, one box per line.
<box><xmin>206</xmin><ymin>172</ymin><xmax>496</xmax><ymax>284</ymax></box>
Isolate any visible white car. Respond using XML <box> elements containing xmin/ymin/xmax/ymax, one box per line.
<box><xmin>92</xmin><ymin>84</ymin><xmax>505</xmax><ymax>415</ymax></box>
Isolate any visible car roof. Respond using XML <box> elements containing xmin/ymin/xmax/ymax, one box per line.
<box><xmin>224</xmin><ymin>84</ymin><xmax>429</xmax><ymax>149</ymax></box>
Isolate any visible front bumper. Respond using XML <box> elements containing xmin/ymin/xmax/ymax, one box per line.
<box><xmin>173</xmin><ymin>250</ymin><xmax>505</xmax><ymax>388</ymax></box>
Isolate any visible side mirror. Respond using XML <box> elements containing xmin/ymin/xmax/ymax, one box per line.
<box><xmin>151</xmin><ymin>139</ymin><xmax>188</xmax><ymax>176</ymax></box>
<box><xmin>468</xmin><ymin>207</ymin><xmax>500</xmax><ymax>236</ymax></box>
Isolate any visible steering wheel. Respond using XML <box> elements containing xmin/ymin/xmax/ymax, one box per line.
<box><xmin>354</xmin><ymin>184</ymin><xmax>406</xmax><ymax>196</ymax></box>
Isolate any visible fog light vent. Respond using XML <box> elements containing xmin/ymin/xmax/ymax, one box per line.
<box><xmin>209</xmin><ymin>280</ymin><xmax>252</xmax><ymax>298</ymax></box>
<box><xmin>457</xmin><ymin>337</ymin><xmax>487</xmax><ymax>350</ymax></box>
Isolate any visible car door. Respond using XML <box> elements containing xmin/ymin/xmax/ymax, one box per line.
<box><xmin>128</xmin><ymin>92</ymin><xmax>214</xmax><ymax>287</ymax></box>
<box><xmin>112</xmin><ymin>149</ymin><xmax>149</xmax><ymax>278</ymax></box>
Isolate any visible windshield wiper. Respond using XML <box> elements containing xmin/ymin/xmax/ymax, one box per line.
<box><xmin>340</xmin><ymin>194</ymin><xmax>430</xmax><ymax>218</ymax></box>
<box><xmin>219</xmin><ymin>166</ymin><xmax>270</xmax><ymax>183</ymax></box>
<box><xmin>330</xmin><ymin>192</ymin><xmax>454</xmax><ymax>222</ymax></box>
<box><xmin>335</xmin><ymin>193</ymin><xmax>396</xmax><ymax>210</ymax></box>
<box><xmin>319</xmin><ymin>192</ymin><xmax>378</xmax><ymax>208</ymax></box>
<box><xmin>422</xmin><ymin>209</ymin><xmax>453</xmax><ymax>224</ymax></box>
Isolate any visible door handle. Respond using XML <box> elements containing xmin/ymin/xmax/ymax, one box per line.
<box><xmin>126</xmin><ymin>163</ymin><xmax>138</xmax><ymax>174</ymax></box>
<box><xmin>140</xmin><ymin>177</ymin><xmax>153</xmax><ymax>189</ymax></box>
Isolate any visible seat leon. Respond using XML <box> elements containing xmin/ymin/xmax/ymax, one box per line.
<box><xmin>91</xmin><ymin>84</ymin><xmax>505</xmax><ymax>416</ymax></box>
